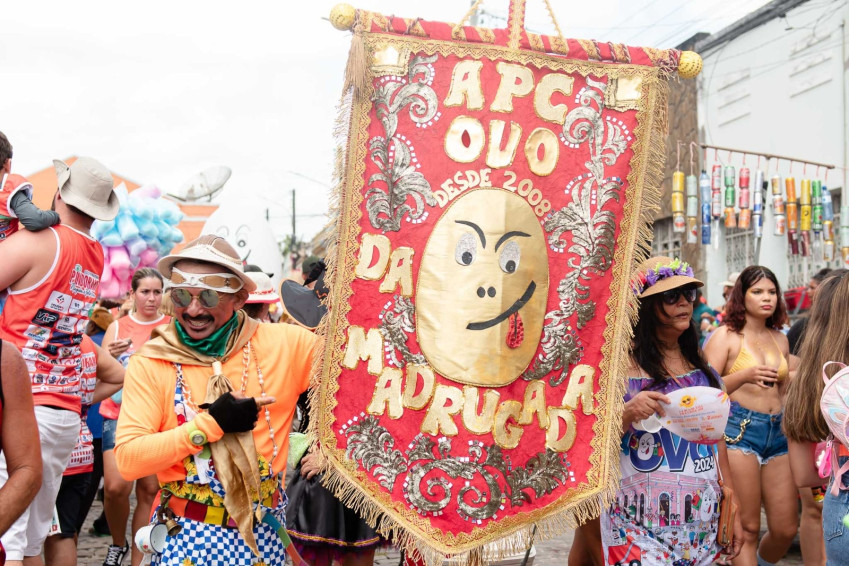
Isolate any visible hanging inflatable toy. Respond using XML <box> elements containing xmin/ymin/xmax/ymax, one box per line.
<box><xmin>699</xmin><ymin>170</ymin><xmax>711</xmax><ymax>244</ymax></box>
<box><xmin>91</xmin><ymin>184</ymin><xmax>184</xmax><ymax>298</ymax></box>
<box><xmin>811</xmin><ymin>180</ymin><xmax>824</xmax><ymax>260</ymax></box>
<box><xmin>786</xmin><ymin>177</ymin><xmax>799</xmax><ymax>255</ymax></box>
<box><xmin>752</xmin><ymin>170</ymin><xmax>765</xmax><ymax>239</ymax></box>
<box><xmin>800</xmin><ymin>179</ymin><xmax>812</xmax><ymax>257</ymax></box>
<box><xmin>823</xmin><ymin>186</ymin><xmax>835</xmax><ymax>262</ymax></box>
<box><xmin>771</xmin><ymin>175</ymin><xmax>786</xmax><ymax>237</ymax></box>
<box><xmin>737</xmin><ymin>167</ymin><xmax>751</xmax><ymax>230</ymax></box>
<box><xmin>724</xmin><ymin>166</ymin><xmax>736</xmax><ymax>228</ymax></box>
<box><xmin>841</xmin><ymin>203</ymin><xmax>849</xmax><ymax>268</ymax></box>
<box><xmin>685</xmin><ymin>173</ymin><xmax>698</xmax><ymax>244</ymax></box>
<box><xmin>672</xmin><ymin>170</ymin><xmax>685</xmax><ymax>233</ymax></box>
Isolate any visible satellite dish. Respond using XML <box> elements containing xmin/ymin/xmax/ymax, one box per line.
<box><xmin>169</xmin><ymin>166</ymin><xmax>232</xmax><ymax>202</ymax></box>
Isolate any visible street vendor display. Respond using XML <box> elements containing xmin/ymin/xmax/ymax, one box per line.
<box><xmin>313</xmin><ymin>1</ymin><xmax>701</xmax><ymax>562</ymax></box>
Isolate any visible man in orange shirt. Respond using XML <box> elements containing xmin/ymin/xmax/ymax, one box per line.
<box><xmin>115</xmin><ymin>236</ymin><xmax>317</xmax><ymax>564</ymax></box>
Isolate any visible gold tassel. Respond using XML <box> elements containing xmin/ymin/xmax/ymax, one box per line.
<box><xmin>344</xmin><ymin>31</ymin><xmax>368</xmax><ymax>100</ymax></box>
<box><xmin>205</xmin><ymin>361</ymin><xmax>263</xmax><ymax>556</ymax></box>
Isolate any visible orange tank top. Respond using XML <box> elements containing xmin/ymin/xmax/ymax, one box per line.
<box><xmin>99</xmin><ymin>313</ymin><xmax>170</xmax><ymax>420</ymax></box>
<box><xmin>0</xmin><ymin>225</ymin><xmax>104</xmax><ymax>413</ymax></box>
<box><xmin>112</xmin><ymin>313</ymin><xmax>171</xmax><ymax>365</ymax></box>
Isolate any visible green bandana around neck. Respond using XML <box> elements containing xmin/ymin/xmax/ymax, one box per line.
<box><xmin>175</xmin><ymin>313</ymin><xmax>239</xmax><ymax>358</ymax></box>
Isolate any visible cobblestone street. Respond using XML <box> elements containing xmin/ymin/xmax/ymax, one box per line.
<box><xmin>76</xmin><ymin>498</ymin><xmax>803</xmax><ymax>566</ymax></box>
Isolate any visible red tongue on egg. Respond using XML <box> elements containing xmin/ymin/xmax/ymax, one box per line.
<box><xmin>506</xmin><ymin>311</ymin><xmax>524</xmax><ymax>349</ymax></box>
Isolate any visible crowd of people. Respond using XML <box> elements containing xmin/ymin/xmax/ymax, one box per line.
<box><xmin>1</xmin><ymin>124</ymin><xmax>849</xmax><ymax>566</ymax></box>
<box><xmin>569</xmin><ymin>260</ymin><xmax>849</xmax><ymax>566</ymax></box>
<box><xmin>0</xmin><ymin>130</ymin><xmax>385</xmax><ymax>565</ymax></box>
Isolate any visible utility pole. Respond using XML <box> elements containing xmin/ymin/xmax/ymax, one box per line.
<box><xmin>291</xmin><ymin>189</ymin><xmax>296</xmax><ymax>247</ymax></box>
<box><xmin>291</xmin><ymin>189</ymin><xmax>297</xmax><ymax>270</ymax></box>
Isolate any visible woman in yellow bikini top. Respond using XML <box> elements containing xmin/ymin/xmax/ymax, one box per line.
<box><xmin>703</xmin><ymin>266</ymin><xmax>797</xmax><ymax>566</ymax></box>
<box><xmin>726</xmin><ymin>331</ymin><xmax>790</xmax><ymax>383</ymax></box>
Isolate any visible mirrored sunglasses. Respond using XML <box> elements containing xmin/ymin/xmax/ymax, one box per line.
<box><xmin>170</xmin><ymin>288</ymin><xmax>222</xmax><ymax>309</ymax></box>
<box><xmin>661</xmin><ymin>287</ymin><xmax>697</xmax><ymax>305</ymax></box>
<box><xmin>170</xmin><ymin>267</ymin><xmax>244</xmax><ymax>292</ymax></box>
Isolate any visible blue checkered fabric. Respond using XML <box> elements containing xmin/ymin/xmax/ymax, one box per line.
<box><xmin>150</xmin><ymin>494</ymin><xmax>289</xmax><ymax>565</ymax></box>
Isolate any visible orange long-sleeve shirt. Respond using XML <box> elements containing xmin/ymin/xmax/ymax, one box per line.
<box><xmin>115</xmin><ymin>323</ymin><xmax>316</xmax><ymax>484</ymax></box>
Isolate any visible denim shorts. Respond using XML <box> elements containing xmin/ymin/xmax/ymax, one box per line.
<box><xmin>824</xmin><ymin>456</ymin><xmax>849</xmax><ymax>564</ymax></box>
<box><xmin>723</xmin><ymin>401</ymin><xmax>788</xmax><ymax>464</ymax></box>
<box><xmin>102</xmin><ymin>418</ymin><xmax>117</xmax><ymax>452</ymax></box>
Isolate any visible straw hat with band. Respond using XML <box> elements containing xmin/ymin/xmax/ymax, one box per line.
<box><xmin>158</xmin><ymin>235</ymin><xmax>257</xmax><ymax>294</ymax></box>
<box><xmin>279</xmin><ymin>269</ymin><xmax>328</xmax><ymax>330</ymax></box>
<box><xmin>89</xmin><ymin>306</ymin><xmax>115</xmax><ymax>331</ymax></box>
<box><xmin>54</xmin><ymin>157</ymin><xmax>119</xmax><ymax>221</ymax></box>
<box><xmin>632</xmin><ymin>256</ymin><xmax>703</xmax><ymax>299</ymax></box>
<box><xmin>245</xmin><ymin>272</ymin><xmax>280</xmax><ymax>304</ymax></box>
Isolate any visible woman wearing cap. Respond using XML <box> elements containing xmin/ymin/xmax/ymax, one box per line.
<box><xmin>99</xmin><ymin>268</ymin><xmax>170</xmax><ymax>566</ymax></box>
<box><xmin>783</xmin><ymin>270</ymin><xmax>849</xmax><ymax>564</ymax></box>
<box><xmin>600</xmin><ymin>257</ymin><xmax>741</xmax><ymax>565</ymax></box>
<box><xmin>703</xmin><ymin>266</ymin><xmax>798</xmax><ymax>566</ymax></box>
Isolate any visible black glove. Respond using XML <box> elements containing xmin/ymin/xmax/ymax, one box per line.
<box><xmin>200</xmin><ymin>393</ymin><xmax>258</xmax><ymax>433</ymax></box>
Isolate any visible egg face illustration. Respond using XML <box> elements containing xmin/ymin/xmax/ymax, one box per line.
<box><xmin>416</xmin><ymin>188</ymin><xmax>549</xmax><ymax>387</ymax></box>
<box><xmin>700</xmin><ymin>485</ymin><xmax>717</xmax><ymax>522</ymax></box>
<box><xmin>637</xmin><ymin>433</ymin><xmax>655</xmax><ymax>460</ymax></box>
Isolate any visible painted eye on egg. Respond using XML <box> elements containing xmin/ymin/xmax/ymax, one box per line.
<box><xmin>499</xmin><ymin>241</ymin><xmax>520</xmax><ymax>273</ymax></box>
<box><xmin>455</xmin><ymin>233</ymin><xmax>477</xmax><ymax>266</ymax></box>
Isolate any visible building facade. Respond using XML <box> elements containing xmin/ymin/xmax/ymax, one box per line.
<box><xmin>695</xmin><ymin>0</ymin><xmax>849</xmax><ymax>306</ymax></box>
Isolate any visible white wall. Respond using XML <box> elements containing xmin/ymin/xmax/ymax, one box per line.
<box><xmin>697</xmin><ymin>0</ymin><xmax>849</xmax><ymax>306</ymax></box>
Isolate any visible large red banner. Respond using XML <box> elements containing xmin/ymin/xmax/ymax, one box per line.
<box><xmin>313</xmin><ymin>3</ymin><xmax>694</xmax><ymax>560</ymax></box>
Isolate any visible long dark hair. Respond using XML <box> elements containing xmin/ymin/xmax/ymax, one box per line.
<box><xmin>784</xmin><ymin>269</ymin><xmax>849</xmax><ymax>442</ymax></box>
<box><xmin>724</xmin><ymin>265</ymin><xmax>787</xmax><ymax>332</ymax></box>
<box><xmin>631</xmin><ymin>293</ymin><xmax>720</xmax><ymax>388</ymax></box>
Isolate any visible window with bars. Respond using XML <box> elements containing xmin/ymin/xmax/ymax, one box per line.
<box><xmin>725</xmin><ymin>225</ymin><xmax>756</xmax><ymax>277</ymax></box>
<box><xmin>650</xmin><ymin>218</ymin><xmax>682</xmax><ymax>259</ymax></box>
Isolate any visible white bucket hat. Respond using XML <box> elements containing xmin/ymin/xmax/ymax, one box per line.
<box><xmin>54</xmin><ymin>157</ymin><xmax>119</xmax><ymax>221</ymax></box>
<box><xmin>246</xmin><ymin>272</ymin><xmax>280</xmax><ymax>304</ymax></box>
<box><xmin>158</xmin><ymin>235</ymin><xmax>257</xmax><ymax>293</ymax></box>
<box><xmin>721</xmin><ymin>271</ymin><xmax>740</xmax><ymax>288</ymax></box>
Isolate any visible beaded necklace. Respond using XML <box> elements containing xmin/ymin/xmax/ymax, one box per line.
<box><xmin>174</xmin><ymin>340</ymin><xmax>280</xmax><ymax>475</ymax></box>
<box><xmin>242</xmin><ymin>341</ymin><xmax>279</xmax><ymax>473</ymax></box>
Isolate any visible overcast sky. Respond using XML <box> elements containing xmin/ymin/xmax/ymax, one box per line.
<box><xmin>2</xmin><ymin>0</ymin><xmax>770</xmax><ymax>244</ymax></box>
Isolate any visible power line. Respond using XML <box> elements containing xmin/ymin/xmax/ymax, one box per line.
<box><xmin>621</xmin><ymin>1</ymin><xmax>692</xmax><ymax>45</ymax></box>
<box><xmin>650</xmin><ymin>1</ymin><xmax>759</xmax><ymax>47</ymax></box>
<box><xmin>704</xmin><ymin>35</ymin><xmax>846</xmax><ymax>90</ymax></box>
<box><xmin>699</xmin><ymin>0</ymin><xmax>845</xmax><ymax>58</ymax></box>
